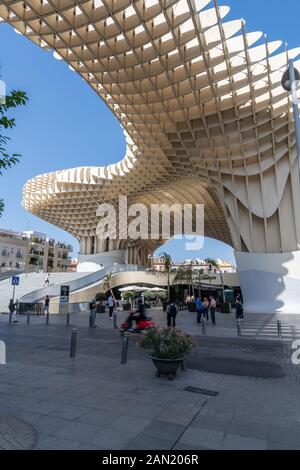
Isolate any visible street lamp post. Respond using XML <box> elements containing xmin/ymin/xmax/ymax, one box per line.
<box><xmin>282</xmin><ymin>60</ymin><xmax>300</xmax><ymax>175</ymax></box>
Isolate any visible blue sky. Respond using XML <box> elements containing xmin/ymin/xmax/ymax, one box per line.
<box><xmin>1</xmin><ymin>0</ymin><xmax>300</xmax><ymax>263</ymax></box>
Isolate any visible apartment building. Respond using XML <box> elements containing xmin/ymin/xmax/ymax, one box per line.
<box><xmin>0</xmin><ymin>229</ymin><xmax>73</xmax><ymax>273</ymax></box>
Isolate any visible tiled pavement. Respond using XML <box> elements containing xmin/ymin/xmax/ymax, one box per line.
<box><xmin>0</xmin><ymin>308</ymin><xmax>300</xmax><ymax>450</ymax></box>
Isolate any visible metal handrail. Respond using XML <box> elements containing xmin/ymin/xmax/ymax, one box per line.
<box><xmin>20</xmin><ymin>264</ymin><xmax>146</xmax><ymax>303</ymax></box>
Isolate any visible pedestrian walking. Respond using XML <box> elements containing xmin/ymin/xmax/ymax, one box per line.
<box><xmin>89</xmin><ymin>298</ymin><xmax>97</xmax><ymax>328</ymax></box>
<box><xmin>44</xmin><ymin>273</ymin><xmax>50</xmax><ymax>287</ymax></box>
<box><xmin>203</xmin><ymin>297</ymin><xmax>210</xmax><ymax>322</ymax></box>
<box><xmin>166</xmin><ymin>300</ymin><xmax>178</xmax><ymax>328</ymax></box>
<box><xmin>44</xmin><ymin>295</ymin><xmax>50</xmax><ymax>316</ymax></box>
<box><xmin>196</xmin><ymin>296</ymin><xmax>203</xmax><ymax>324</ymax></box>
<box><xmin>235</xmin><ymin>295</ymin><xmax>244</xmax><ymax>319</ymax></box>
<box><xmin>8</xmin><ymin>299</ymin><xmax>18</xmax><ymax>323</ymax></box>
<box><xmin>209</xmin><ymin>296</ymin><xmax>216</xmax><ymax>326</ymax></box>
<box><xmin>107</xmin><ymin>294</ymin><xmax>115</xmax><ymax>319</ymax></box>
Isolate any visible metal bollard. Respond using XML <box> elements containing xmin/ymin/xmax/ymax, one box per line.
<box><xmin>121</xmin><ymin>333</ymin><xmax>129</xmax><ymax>364</ymax></box>
<box><xmin>181</xmin><ymin>359</ymin><xmax>186</xmax><ymax>371</ymax></box>
<box><xmin>201</xmin><ymin>317</ymin><xmax>206</xmax><ymax>336</ymax></box>
<box><xmin>277</xmin><ymin>320</ymin><xmax>282</xmax><ymax>340</ymax></box>
<box><xmin>113</xmin><ymin>312</ymin><xmax>118</xmax><ymax>329</ymax></box>
<box><xmin>8</xmin><ymin>312</ymin><xmax>13</xmax><ymax>324</ymax></box>
<box><xmin>27</xmin><ymin>314</ymin><xmax>30</xmax><ymax>325</ymax></box>
<box><xmin>66</xmin><ymin>313</ymin><xmax>70</xmax><ymax>326</ymax></box>
<box><xmin>70</xmin><ymin>328</ymin><xmax>77</xmax><ymax>358</ymax></box>
<box><xmin>45</xmin><ymin>311</ymin><xmax>50</xmax><ymax>326</ymax></box>
<box><xmin>237</xmin><ymin>319</ymin><xmax>242</xmax><ymax>337</ymax></box>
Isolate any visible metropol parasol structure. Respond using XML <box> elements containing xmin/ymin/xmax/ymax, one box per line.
<box><xmin>1</xmin><ymin>0</ymin><xmax>300</xmax><ymax>313</ymax></box>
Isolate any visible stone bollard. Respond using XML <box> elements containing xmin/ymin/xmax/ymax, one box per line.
<box><xmin>121</xmin><ymin>333</ymin><xmax>129</xmax><ymax>364</ymax></box>
<box><xmin>70</xmin><ymin>328</ymin><xmax>77</xmax><ymax>358</ymax></box>
<box><xmin>113</xmin><ymin>312</ymin><xmax>118</xmax><ymax>329</ymax></box>
<box><xmin>201</xmin><ymin>317</ymin><xmax>206</xmax><ymax>336</ymax></box>
<box><xmin>277</xmin><ymin>320</ymin><xmax>282</xmax><ymax>340</ymax></box>
<box><xmin>237</xmin><ymin>319</ymin><xmax>242</xmax><ymax>337</ymax></box>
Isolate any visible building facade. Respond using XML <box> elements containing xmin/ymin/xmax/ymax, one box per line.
<box><xmin>2</xmin><ymin>1</ymin><xmax>300</xmax><ymax>312</ymax></box>
<box><xmin>0</xmin><ymin>229</ymin><xmax>73</xmax><ymax>273</ymax></box>
<box><xmin>0</xmin><ymin>229</ymin><xmax>28</xmax><ymax>271</ymax></box>
<box><xmin>151</xmin><ymin>256</ymin><xmax>236</xmax><ymax>274</ymax></box>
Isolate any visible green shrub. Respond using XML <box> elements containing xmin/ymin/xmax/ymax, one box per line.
<box><xmin>140</xmin><ymin>327</ymin><xmax>196</xmax><ymax>360</ymax></box>
<box><xmin>95</xmin><ymin>292</ymin><xmax>106</xmax><ymax>302</ymax></box>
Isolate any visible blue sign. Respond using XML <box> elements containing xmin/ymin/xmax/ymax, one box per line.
<box><xmin>11</xmin><ymin>276</ymin><xmax>20</xmax><ymax>286</ymax></box>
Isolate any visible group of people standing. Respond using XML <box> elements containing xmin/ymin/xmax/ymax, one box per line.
<box><xmin>89</xmin><ymin>294</ymin><xmax>115</xmax><ymax>328</ymax></box>
<box><xmin>196</xmin><ymin>296</ymin><xmax>217</xmax><ymax>326</ymax></box>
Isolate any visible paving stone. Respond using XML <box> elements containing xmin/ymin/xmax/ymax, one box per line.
<box><xmin>0</xmin><ymin>414</ymin><xmax>37</xmax><ymax>450</ymax></box>
<box><xmin>192</xmin><ymin>414</ymin><xmax>231</xmax><ymax>432</ymax></box>
<box><xmin>268</xmin><ymin>425</ymin><xmax>300</xmax><ymax>445</ymax></box>
<box><xmin>126</xmin><ymin>434</ymin><xmax>174</xmax><ymax>450</ymax></box>
<box><xmin>34</xmin><ymin>434</ymin><xmax>81</xmax><ymax>450</ymax></box>
<box><xmin>267</xmin><ymin>440</ymin><xmax>300</xmax><ymax>450</ymax></box>
<box><xmin>220</xmin><ymin>433</ymin><xmax>267</xmax><ymax>450</ymax></box>
<box><xmin>179</xmin><ymin>427</ymin><xmax>225</xmax><ymax>450</ymax></box>
<box><xmin>157</xmin><ymin>405</ymin><xmax>200</xmax><ymax>426</ymax></box>
<box><xmin>142</xmin><ymin>420</ymin><xmax>186</xmax><ymax>441</ymax></box>
<box><xmin>228</xmin><ymin>421</ymin><xmax>268</xmax><ymax>440</ymax></box>
<box><xmin>78</xmin><ymin>409</ymin><xmax>120</xmax><ymax>427</ymax></box>
<box><xmin>110</xmin><ymin>415</ymin><xmax>151</xmax><ymax>434</ymax></box>
<box><xmin>90</xmin><ymin>426</ymin><xmax>137</xmax><ymax>450</ymax></box>
<box><xmin>56</xmin><ymin>421</ymin><xmax>103</xmax><ymax>444</ymax></box>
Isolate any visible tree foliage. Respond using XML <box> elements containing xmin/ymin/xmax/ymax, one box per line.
<box><xmin>0</xmin><ymin>89</ymin><xmax>28</xmax><ymax>216</ymax></box>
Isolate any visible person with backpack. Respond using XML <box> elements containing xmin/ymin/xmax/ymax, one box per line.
<box><xmin>89</xmin><ymin>298</ymin><xmax>97</xmax><ymax>328</ymax></box>
<box><xmin>166</xmin><ymin>301</ymin><xmax>178</xmax><ymax>328</ymax></box>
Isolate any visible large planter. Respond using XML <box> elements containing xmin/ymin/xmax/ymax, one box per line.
<box><xmin>220</xmin><ymin>302</ymin><xmax>231</xmax><ymax>314</ymax></box>
<box><xmin>96</xmin><ymin>305</ymin><xmax>106</xmax><ymax>314</ymax></box>
<box><xmin>147</xmin><ymin>355</ymin><xmax>184</xmax><ymax>380</ymax></box>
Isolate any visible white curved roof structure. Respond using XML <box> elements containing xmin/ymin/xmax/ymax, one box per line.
<box><xmin>1</xmin><ymin>0</ymin><xmax>300</xmax><ymax>264</ymax></box>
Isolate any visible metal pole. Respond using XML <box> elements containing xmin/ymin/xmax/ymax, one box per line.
<box><xmin>201</xmin><ymin>317</ymin><xmax>206</xmax><ymax>336</ymax></box>
<box><xmin>289</xmin><ymin>59</ymin><xmax>300</xmax><ymax>174</ymax></box>
<box><xmin>277</xmin><ymin>320</ymin><xmax>282</xmax><ymax>340</ymax></box>
<box><xmin>12</xmin><ymin>284</ymin><xmax>16</xmax><ymax>303</ymax></box>
<box><xmin>121</xmin><ymin>332</ymin><xmax>129</xmax><ymax>364</ymax></box>
<box><xmin>70</xmin><ymin>328</ymin><xmax>77</xmax><ymax>358</ymax></box>
<box><xmin>237</xmin><ymin>319</ymin><xmax>242</xmax><ymax>337</ymax></box>
<box><xmin>66</xmin><ymin>313</ymin><xmax>70</xmax><ymax>326</ymax></box>
<box><xmin>113</xmin><ymin>311</ymin><xmax>117</xmax><ymax>329</ymax></box>
<box><xmin>27</xmin><ymin>313</ymin><xmax>30</xmax><ymax>325</ymax></box>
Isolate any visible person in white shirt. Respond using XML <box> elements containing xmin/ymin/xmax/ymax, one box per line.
<box><xmin>107</xmin><ymin>294</ymin><xmax>115</xmax><ymax>318</ymax></box>
<box><xmin>209</xmin><ymin>296</ymin><xmax>217</xmax><ymax>326</ymax></box>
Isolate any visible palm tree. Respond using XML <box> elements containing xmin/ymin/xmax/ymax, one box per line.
<box><xmin>104</xmin><ymin>272</ymin><xmax>115</xmax><ymax>299</ymax></box>
<box><xmin>194</xmin><ymin>267</ymin><xmax>215</xmax><ymax>297</ymax></box>
<box><xmin>205</xmin><ymin>258</ymin><xmax>226</xmax><ymax>305</ymax></box>
<box><xmin>159</xmin><ymin>252</ymin><xmax>176</xmax><ymax>302</ymax></box>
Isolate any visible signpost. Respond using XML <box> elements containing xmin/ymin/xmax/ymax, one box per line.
<box><xmin>59</xmin><ymin>285</ymin><xmax>70</xmax><ymax>315</ymax></box>
<box><xmin>11</xmin><ymin>276</ymin><xmax>20</xmax><ymax>302</ymax></box>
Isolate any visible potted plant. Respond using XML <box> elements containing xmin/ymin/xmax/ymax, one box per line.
<box><xmin>121</xmin><ymin>292</ymin><xmax>132</xmax><ymax>311</ymax></box>
<box><xmin>140</xmin><ymin>327</ymin><xmax>196</xmax><ymax>380</ymax></box>
<box><xmin>95</xmin><ymin>292</ymin><xmax>106</xmax><ymax>313</ymax></box>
